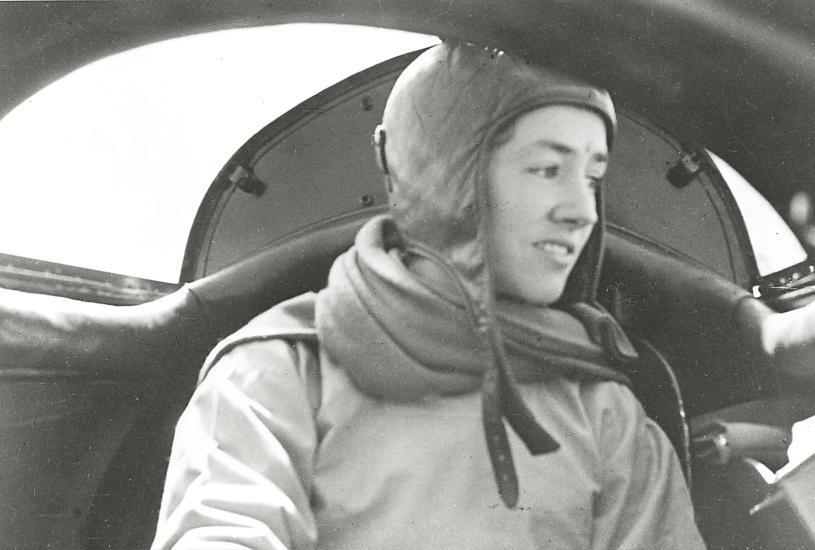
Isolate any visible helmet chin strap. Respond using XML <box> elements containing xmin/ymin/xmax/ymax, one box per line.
<box><xmin>405</xmin><ymin>241</ymin><xmax>561</xmax><ymax>508</ymax></box>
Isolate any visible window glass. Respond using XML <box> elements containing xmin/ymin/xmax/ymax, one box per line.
<box><xmin>709</xmin><ymin>152</ymin><xmax>808</xmax><ymax>276</ymax></box>
<box><xmin>0</xmin><ymin>24</ymin><xmax>438</xmax><ymax>282</ymax></box>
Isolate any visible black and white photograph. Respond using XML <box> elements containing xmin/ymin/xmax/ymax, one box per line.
<box><xmin>2</xmin><ymin>1</ymin><xmax>815</xmax><ymax>549</ymax></box>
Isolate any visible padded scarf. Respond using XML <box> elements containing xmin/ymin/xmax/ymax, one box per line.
<box><xmin>316</xmin><ymin>216</ymin><xmax>631</xmax><ymax>503</ymax></box>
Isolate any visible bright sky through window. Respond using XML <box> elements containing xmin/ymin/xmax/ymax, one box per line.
<box><xmin>0</xmin><ymin>24</ymin><xmax>438</xmax><ymax>282</ymax></box>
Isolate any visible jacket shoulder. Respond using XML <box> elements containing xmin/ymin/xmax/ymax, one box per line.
<box><xmin>197</xmin><ymin>292</ymin><xmax>318</xmax><ymax>384</ymax></box>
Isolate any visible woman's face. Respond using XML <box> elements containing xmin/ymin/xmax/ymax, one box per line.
<box><xmin>487</xmin><ymin>105</ymin><xmax>608</xmax><ymax>305</ymax></box>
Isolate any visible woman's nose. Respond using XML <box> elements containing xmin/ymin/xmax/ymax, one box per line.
<box><xmin>549</xmin><ymin>174</ymin><xmax>598</xmax><ymax>228</ymax></box>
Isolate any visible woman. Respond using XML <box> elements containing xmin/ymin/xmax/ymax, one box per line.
<box><xmin>152</xmin><ymin>41</ymin><xmax>705</xmax><ymax>549</ymax></box>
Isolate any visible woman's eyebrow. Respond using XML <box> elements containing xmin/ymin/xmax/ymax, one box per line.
<box><xmin>525</xmin><ymin>140</ymin><xmax>609</xmax><ymax>164</ymax></box>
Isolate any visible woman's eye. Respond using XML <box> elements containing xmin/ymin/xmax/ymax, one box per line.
<box><xmin>527</xmin><ymin>165</ymin><xmax>559</xmax><ymax>178</ymax></box>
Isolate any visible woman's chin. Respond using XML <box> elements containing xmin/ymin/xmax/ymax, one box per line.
<box><xmin>496</xmin><ymin>285</ymin><xmax>564</xmax><ymax>307</ymax></box>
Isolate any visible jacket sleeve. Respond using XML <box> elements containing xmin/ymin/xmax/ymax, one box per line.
<box><xmin>151</xmin><ymin>339</ymin><xmax>320</xmax><ymax>550</ymax></box>
<box><xmin>591</xmin><ymin>384</ymin><xmax>707</xmax><ymax>550</ymax></box>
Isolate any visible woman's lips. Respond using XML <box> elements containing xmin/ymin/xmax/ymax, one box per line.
<box><xmin>532</xmin><ymin>239</ymin><xmax>575</xmax><ymax>267</ymax></box>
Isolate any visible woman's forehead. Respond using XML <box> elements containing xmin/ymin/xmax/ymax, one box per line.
<box><xmin>499</xmin><ymin>106</ymin><xmax>608</xmax><ymax>157</ymax></box>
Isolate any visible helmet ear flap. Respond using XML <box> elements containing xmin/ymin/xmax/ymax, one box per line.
<box><xmin>372</xmin><ymin>125</ymin><xmax>389</xmax><ymax>175</ymax></box>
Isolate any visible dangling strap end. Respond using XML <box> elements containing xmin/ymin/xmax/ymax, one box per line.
<box><xmin>526</xmin><ymin>433</ymin><xmax>560</xmax><ymax>456</ymax></box>
<box><xmin>498</xmin><ymin>476</ymin><xmax>519</xmax><ymax>508</ymax></box>
<box><xmin>501</xmin><ymin>378</ymin><xmax>560</xmax><ymax>455</ymax></box>
<box><xmin>487</xmin><ymin>423</ymin><xmax>520</xmax><ymax>508</ymax></box>
<box><xmin>483</xmin><ymin>370</ymin><xmax>521</xmax><ymax>508</ymax></box>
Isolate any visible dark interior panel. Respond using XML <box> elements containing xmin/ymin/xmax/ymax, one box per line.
<box><xmin>606</xmin><ymin>117</ymin><xmax>752</xmax><ymax>286</ymax></box>
<box><xmin>0</xmin><ymin>379</ymin><xmax>144</xmax><ymax>548</ymax></box>
<box><xmin>185</xmin><ymin>65</ymin><xmax>401</xmax><ymax>279</ymax></box>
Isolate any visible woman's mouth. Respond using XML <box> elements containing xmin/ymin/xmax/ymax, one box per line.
<box><xmin>532</xmin><ymin>240</ymin><xmax>575</xmax><ymax>266</ymax></box>
<box><xmin>533</xmin><ymin>240</ymin><xmax>574</xmax><ymax>255</ymax></box>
